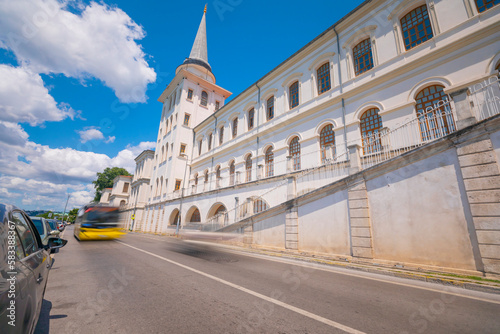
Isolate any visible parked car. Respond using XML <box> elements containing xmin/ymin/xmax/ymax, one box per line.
<box><xmin>0</xmin><ymin>204</ymin><xmax>67</xmax><ymax>334</ymax></box>
<box><xmin>45</xmin><ymin>219</ymin><xmax>61</xmax><ymax>237</ymax></box>
<box><xmin>56</xmin><ymin>221</ymin><xmax>64</xmax><ymax>232</ymax></box>
<box><xmin>74</xmin><ymin>204</ymin><xmax>125</xmax><ymax>241</ymax></box>
<box><xmin>29</xmin><ymin>217</ymin><xmax>58</xmax><ymax>246</ymax></box>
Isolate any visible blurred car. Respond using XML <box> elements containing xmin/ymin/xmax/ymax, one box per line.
<box><xmin>56</xmin><ymin>221</ymin><xmax>64</xmax><ymax>232</ymax></box>
<box><xmin>29</xmin><ymin>217</ymin><xmax>59</xmax><ymax>247</ymax></box>
<box><xmin>45</xmin><ymin>219</ymin><xmax>61</xmax><ymax>237</ymax></box>
<box><xmin>74</xmin><ymin>204</ymin><xmax>125</xmax><ymax>241</ymax></box>
<box><xmin>0</xmin><ymin>203</ymin><xmax>67</xmax><ymax>334</ymax></box>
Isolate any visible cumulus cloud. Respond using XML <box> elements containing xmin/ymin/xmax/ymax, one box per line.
<box><xmin>0</xmin><ymin>0</ymin><xmax>157</xmax><ymax>103</ymax></box>
<box><xmin>0</xmin><ymin>133</ymin><xmax>155</xmax><ymax>209</ymax></box>
<box><xmin>0</xmin><ymin>121</ymin><xmax>29</xmax><ymax>147</ymax></box>
<box><xmin>78</xmin><ymin>127</ymin><xmax>104</xmax><ymax>143</ymax></box>
<box><xmin>0</xmin><ymin>65</ymin><xmax>75</xmax><ymax>125</ymax></box>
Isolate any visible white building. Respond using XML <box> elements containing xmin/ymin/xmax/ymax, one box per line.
<box><xmin>101</xmin><ymin>175</ymin><xmax>132</xmax><ymax>208</ymax></box>
<box><xmin>122</xmin><ymin>0</ymin><xmax>500</xmax><ymax>275</ymax></box>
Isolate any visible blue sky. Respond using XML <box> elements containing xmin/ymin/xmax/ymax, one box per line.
<box><xmin>0</xmin><ymin>0</ymin><xmax>364</xmax><ymax>211</ymax></box>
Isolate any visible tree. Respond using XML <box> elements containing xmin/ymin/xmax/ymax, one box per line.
<box><xmin>92</xmin><ymin>167</ymin><xmax>131</xmax><ymax>202</ymax></box>
<box><xmin>68</xmin><ymin>208</ymin><xmax>79</xmax><ymax>223</ymax></box>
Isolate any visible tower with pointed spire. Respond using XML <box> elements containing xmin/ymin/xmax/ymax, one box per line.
<box><xmin>149</xmin><ymin>6</ymin><xmax>231</xmax><ymax>206</ymax></box>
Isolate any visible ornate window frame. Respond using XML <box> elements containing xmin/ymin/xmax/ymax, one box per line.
<box><xmin>388</xmin><ymin>0</ymin><xmax>440</xmax><ymax>55</ymax></box>
<box><xmin>309</xmin><ymin>52</ymin><xmax>335</xmax><ymax>97</ymax></box>
<box><xmin>282</xmin><ymin>72</ymin><xmax>303</xmax><ymax>111</ymax></box>
<box><xmin>342</xmin><ymin>25</ymin><xmax>378</xmax><ymax>80</ymax></box>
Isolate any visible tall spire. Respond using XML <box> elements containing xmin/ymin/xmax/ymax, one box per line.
<box><xmin>184</xmin><ymin>5</ymin><xmax>211</xmax><ymax>72</ymax></box>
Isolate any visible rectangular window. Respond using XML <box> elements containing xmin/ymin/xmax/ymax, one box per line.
<box><xmin>267</xmin><ymin>97</ymin><xmax>274</xmax><ymax>121</ymax></box>
<box><xmin>215</xmin><ymin>101</ymin><xmax>220</xmax><ymax>111</ymax></box>
<box><xmin>317</xmin><ymin>62</ymin><xmax>331</xmax><ymax>94</ymax></box>
<box><xmin>248</xmin><ymin>108</ymin><xmax>254</xmax><ymax>130</ymax></box>
<box><xmin>123</xmin><ymin>183</ymin><xmax>129</xmax><ymax>193</ymax></box>
<box><xmin>353</xmin><ymin>39</ymin><xmax>374</xmax><ymax>76</ymax></box>
<box><xmin>180</xmin><ymin>144</ymin><xmax>186</xmax><ymax>155</ymax></box>
<box><xmin>208</xmin><ymin>133</ymin><xmax>213</xmax><ymax>150</ymax></box>
<box><xmin>198</xmin><ymin>140</ymin><xmax>202</xmax><ymax>155</ymax></box>
<box><xmin>289</xmin><ymin>81</ymin><xmax>299</xmax><ymax>109</ymax></box>
<box><xmin>174</xmin><ymin>180</ymin><xmax>181</xmax><ymax>191</ymax></box>
<box><xmin>232</xmin><ymin>118</ymin><xmax>238</xmax><ymax>138</ymax></box>
<box><xmin>187</xmin><ymin>89</ymin><xmax>193</xmax><ymax>100</ymax></box>
<box><xmin>184</xmin><ymin>113</ymin><xmax>190</xmax><ymax>126</ymax></box>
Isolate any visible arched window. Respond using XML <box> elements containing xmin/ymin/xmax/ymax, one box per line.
<box><xmin>253</xmin><ymin>199</ymin><xmax>268</xmax><ymax>213</ymax></box>
<box><xmin>353</xmin><ymin>38</ymin><xmax>374</xmax><ymax>76</ymax></box>
<box><xmin>415</xmin><ymin>85</ymin><xmax>455</xmax><ymax>141</ymax></box>
<box><xmin>232</xmin><ymin>118</ymin><xmax>238</xmax><ymax>138</ymax></box>
<box><xmin>289</xmin><ymin>81</ymin><xmax>299</xmax><ymax>109</ymax></box>
<box><xmin>161</xmin><ymin>146</ymin><xmax>164</xmax><ymax>162</ymax></box>
<box><xmin>165</xmin><ymin>143</ymin><xmax>169</xmax><ymax>159</ymax></box>
<box><xmin>201</xmin><ymin>91</ymin><xmax>208</xmax><ymax>107</ymax></box>
<box><xmin>475</xmin><ymin>0</ymin><xmax>499</xmax><ymax>13</ymax></box>
<box><xmin>265</xmin><ymin>147</ymin><xmax>274</xmax><ymax>177</ymax></box>
<box><xmin>248</xmin><ymin>108</ymin><xmax>255</xmax><ymax>130</ymax></box>
<box><xmin>171</xmin><ymin>210</ymin><xmax>179</xmax><ymax>225</ymax></box>
<box><xmin>320</xmin><ymin>124</ymin><xmax>335</xmax><ymax>163</ymax></box>
<box><xmin>317</xmin><ymin>62</ymin><xmax>331</xmax><ymax>94</ymax></box>
<box><xmin>267</xmin><ymin>96</ymin><xmax>274</xmax><ymax>121</ymax></box>
<box><xmin>219</xmin><ymin>126</ymin><xmax>224</xmax><ymax>145</ymax></box>
<box><xmin>401</xmin><ymin>5</ymin><xmax>434</xmax><ymax>51</ymax></box>
<box><xmin>289</xmin><ymin>137</ymin><xmax>301</xmax><ymax>171</ymax></box>
<box><xmin>360</xmin><ymin>108</ymin><xmax>383</xmax><ymax>154</ymax></box>
<box><xmin>155</xmin><ymin>178</ymin><xmax>159</xmax><ymax>196</ymax></box>
<box><xmin>214</xmin><ymin>205</ymin><xmax>226</xmax><ymax>216</ymax></box>
<box><xmin>229</xmin><ymin>161</ymin><xmax>235</xmax><ymax>185</ymax></box>
<box><xmin>204</xmin><ymin>170</ymin><xmax>209</xmax><ymax>183</ymax></box>
<box><xmin>194</xmin><ymin>173</ymin><xmax>198</xmax><ymax>186</ymax></box>
<box><xmin>190</xmin><ymin>209</ymin><xmax>201</xmax><ymax>222</ymax></box>
<box><xmin>159</xmin><ymin>176</ymin><xmax>163</xmax><ymax>195</ymax></box>
<box><xmin>245</xmin><ymin>154</ymin><xmax>252</xmax><ymax>182</ymax></box>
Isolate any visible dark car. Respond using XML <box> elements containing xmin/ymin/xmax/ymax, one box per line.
<box><xmin>0</xmin><ymin>204</ymin><xmax>67</xmax><ymax>334</ymax></box>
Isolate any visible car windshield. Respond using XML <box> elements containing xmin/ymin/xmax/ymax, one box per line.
<box><xmin>31</xmin><ymin>218</ymin><xmax>45</xmax><ymax>236</ymax></box>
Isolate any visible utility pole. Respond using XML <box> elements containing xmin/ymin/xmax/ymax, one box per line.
<box><xmin>62</xmin><ymin>194</ymin><xmax>70</xmax><ymax>224</ymax></box>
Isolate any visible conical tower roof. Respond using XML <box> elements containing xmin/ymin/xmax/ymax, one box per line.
<box><xmin>182</xmin><ymin>6</ymin><xmax>211</xmax><ymax>72</ymax></box>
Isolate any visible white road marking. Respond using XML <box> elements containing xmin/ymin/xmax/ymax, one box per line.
<box><xmin>125</xmin><ymin>235</ymin><xmax>500</xmax><ymax>305</ymax></box>
<box><xmin>116</xmin><ymin>240</ymin><xmax>366</xmax><ymax>334</ymax></box>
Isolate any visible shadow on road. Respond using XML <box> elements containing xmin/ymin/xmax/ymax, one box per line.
<box><xmin>34</xmin><ymin>299</ymin><xmax>68</xmax><ymax>334</ymax></box>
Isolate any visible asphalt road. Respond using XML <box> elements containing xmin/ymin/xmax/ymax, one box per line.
<box><xmin>34</xmin><ymin>225</ymin><xmax>500</xmax><ymax>334</ymax></box>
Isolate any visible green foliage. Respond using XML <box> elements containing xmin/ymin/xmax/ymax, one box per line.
<box><xmin>92</xmin><ymin>167</ymin><xmax>131</xmax><ymax>202</ymax></box>
<box><xmin>68</xmin><ymin>208</ymin><xmax>79</xmax><ymax>223</ymax></box>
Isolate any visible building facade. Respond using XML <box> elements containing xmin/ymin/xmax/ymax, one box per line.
<box><xmin>121</xmin><ymin>0</ymin><xmax>500</xmax><ymax>274</ymax></box>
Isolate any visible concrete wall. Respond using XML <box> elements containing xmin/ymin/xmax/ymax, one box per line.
<box><xmin>232</xmin><ymin>115</ymin><xmax>500</xmax><ymax>276</ymax></box>
<box><xmin>366</xmin><ymin>148</ymin><xmax>476</xmax><ymax>270</ymax></box>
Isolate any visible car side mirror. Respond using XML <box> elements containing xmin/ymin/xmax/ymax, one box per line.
<box><xmin>46</xmin><ymin>237</ymin><xmax>68</xmax><ymax>252</ymax></box>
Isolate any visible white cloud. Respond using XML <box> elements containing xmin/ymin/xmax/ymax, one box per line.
<box><xmin>0</xmin><ymin>131</ymin><xmax>155</xmax><ymax>210</ymax></box>
<box><xmin>0</xmin><ymin>121</ymin><xmax>29</xmax><ymax>147</ymax></box>
<box><xmin>0</xmin><ymin>65</ymin><xmax>75</xmax><ymax>125</ymax></box>
<box><xmin>0</xmin><ymin>0</ymin><xmax>157</xmax><ymax>103</ymax></box>
<box><xmin>105</xmin><ymin>136</ymin><xmax>116</xmax><ymax>143</ymax></box>
<box><xmin>78</xmin><ymin>127</ymin><xmax>105</xmax><ymax>143</ymax></box>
